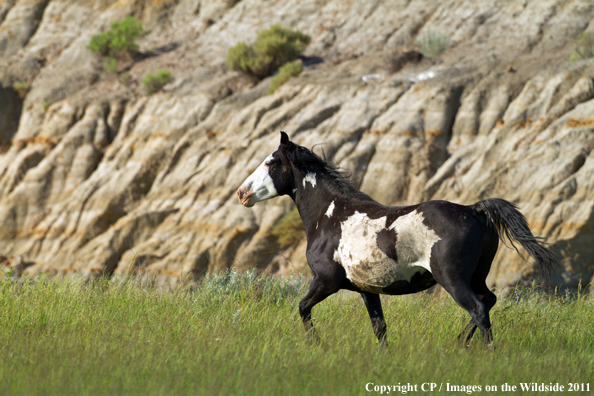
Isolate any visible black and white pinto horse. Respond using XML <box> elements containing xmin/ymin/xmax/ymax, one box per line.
<box><xmin>237</xmin><ymin>132</ymin><xmax>557</xmax><ymax>346</ymax></box>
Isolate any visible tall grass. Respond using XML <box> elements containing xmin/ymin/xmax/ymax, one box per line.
<box><xmin>0</xmin><ymin>271</ymin><xmax>592</xmax><ymax>395</ymax></box>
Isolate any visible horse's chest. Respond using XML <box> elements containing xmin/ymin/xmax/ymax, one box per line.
<box><xmin>332</xmin><ymin>210</ymin><xmax>440</xmax><ymax>293</ymax></box>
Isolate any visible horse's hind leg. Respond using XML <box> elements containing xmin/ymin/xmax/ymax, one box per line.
<box><xmin>457</xmin><ymin>234</ymin><xmax>499</xmax><ymax>345</ymax></box>
<box><xmin>433</xmin><ymin>244</ymin><xmax>494</xmax><ymax>345</ymax></box>
<box><xmin>457</xmin><ymin>320</ymin><xmax>478</xmax><ymax>344</ymax></box>
<box><xmin>448</xmin><ymin>283</ymin><xmax>494</xmax><ymax>346</ymax></box>
<box><xmin>457</xmin><ymin>285</ymin><xmax>497</xmax><ymax>345</ymax></box>
<box><xmin>298</xmin><ymin>276</ymin><xmax>336</xmax><ymax>343</ymax></box>
<box><xmin>361</xmin><ymin>292</ymin><xmax>387</xmax><ymax>348</ymax></box>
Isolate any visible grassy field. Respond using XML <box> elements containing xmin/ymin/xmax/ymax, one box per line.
<box><xmin>0</xmin><ymin>270</ymin><xmax>592</xmax><ymax>395</ymax></box>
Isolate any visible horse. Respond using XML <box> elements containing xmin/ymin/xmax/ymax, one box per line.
<box><xmin>236</xmin><ymin>132</ymin><xmax>558</xmax><ymax>347</ymax></box>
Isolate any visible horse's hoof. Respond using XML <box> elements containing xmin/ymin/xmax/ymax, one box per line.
<box><xmin>484</xmin><ymin>342</ymin><xmax>495</xmax><ymax>351</ymax></box>
<box><xmin>378</xmin><ymin>340</ymin><xmax>389</xmax><ymax>351</ymax></box>
<box><xmin>457</xmin><ymin>339</ymin><xmax>472</xmax><ymax>349</ymax></box>
<box><xmin>305</xmin><ymin>331</ymin><xmax>320</xmax><ymax>346</ymax></box>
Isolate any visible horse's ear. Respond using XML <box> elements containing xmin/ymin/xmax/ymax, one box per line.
<box><xmin>280</xmin><ymin>131</ymin><xmax>290</xmax><ymax>146</ymax></box>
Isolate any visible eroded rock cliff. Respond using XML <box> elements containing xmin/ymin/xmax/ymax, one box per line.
<box><xmin>0</xmin><ymin>0</ymin><xmax>593</xmax><ymax>290</ymax></box>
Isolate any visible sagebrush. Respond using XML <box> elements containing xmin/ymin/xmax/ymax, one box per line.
<box><xmin>143</xmin><ymin>70</ymin><xmax>172</xmax><ymax>94</ymax></box>
<box><xmin>87</xmin><ymin>17</ymin><xmax>147</xmax><ymax>72</ymax></box>
<box><xmin>13</xmin><ymin>81</ymin><xmax>30</xmax><ymax>98</ymax></box>
<box><xmin>41</xmin><ymin>100</ymin><xmax>52</xmax><ymax>112</ymax></box>
<box><xmin>270</xmin><ymin>206</ymin><xmax>305</xmax><ymax>248</ymax></box>
<box><xmin>415</xmin><ymin>29</ymin><xmax>450</xmax><ymax>57</ymax></box>
<box><xmin>268</xmin><ymin>60</ymin><xmax>303</xmax><ymax>94</ymax></box>
<box><xmin>569</xmin><ymin>31</ymin><xmax>594</xmax><ymax>63</ymax></box>
<box><xmin>226</xmin><ymin>24</ymin><xmax>310</xmax><ymax>78</ymax></box>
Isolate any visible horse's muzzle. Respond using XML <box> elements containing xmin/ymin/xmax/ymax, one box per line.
<box><xmin>237</xmin><ymin>187</ymin><xmax>255</xmax><ymax>207</ymax></box>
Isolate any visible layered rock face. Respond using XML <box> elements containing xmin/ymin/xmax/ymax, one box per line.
<box><xmin>0</xmin><ymin>0</ymin><xmax>593</xmax><ymax>290</ymax></box>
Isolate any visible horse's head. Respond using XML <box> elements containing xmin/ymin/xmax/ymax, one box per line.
<box><xmin>237</xmin><ymin>132</ymin><xmax>296</xmax><ymax>207</ymax></box>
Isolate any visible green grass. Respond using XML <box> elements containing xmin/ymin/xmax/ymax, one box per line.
<box><xmin>0</xmin><ymin>271</ymin><xmax>592</xmax><ymax>395</ymax></box>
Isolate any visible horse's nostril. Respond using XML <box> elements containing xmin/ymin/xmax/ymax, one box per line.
<box><xmin>237</xmin><ymin>189</ymin><xmax>243</xmax><ymax>201</ymax></box>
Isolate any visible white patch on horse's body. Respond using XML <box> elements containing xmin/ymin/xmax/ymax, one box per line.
<box><xmin>303</xmin><ymin>172</ymin><xmax>317</xmax><ymax>188</ymax></box>
<box><xmin>389</xmin><ymin>210</ymin><xmax>441</xmax><ymax>273</ymax></box>
<box><xmin>333</xmin><ymin>210</ymin><xmax>440</xmax><ymax>293</ymax></box>
<box><xmin>325</xmin><ymin>201</ymin><xmax>335</xmax><ymax>218</ymax></box>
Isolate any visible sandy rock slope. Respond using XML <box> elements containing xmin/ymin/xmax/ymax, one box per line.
<box><xmin>0</xmin><ymin>0</ymin><xmax>593</xmax><ymax>290</ymax></box>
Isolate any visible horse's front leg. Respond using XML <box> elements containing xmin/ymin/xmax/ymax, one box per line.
<box><xmin>361</xmin><ymin>292</ymin><xmax>388</xmax><ymax>349</ymax></box>
<box><xmin>298</xmin><ymin>276</ymin><xmax>335</xmax><ymax>343</ymax></box>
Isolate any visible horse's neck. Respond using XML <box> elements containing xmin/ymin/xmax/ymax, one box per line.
<box><xmin>293</xmin><ymin>174</ymin><xmax>338</xmax><ymax>234</ymax></box>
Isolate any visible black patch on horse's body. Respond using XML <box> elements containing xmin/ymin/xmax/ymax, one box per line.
<box><xmin>382</xmin><ymin>270</ymin><xmax>437</xmax><ymax>295</ymax></box>
<box><xmin>375</xmin><ymin>228</ymin><xmax>397</xmax><ymax>260</ymax></box>
<box><xmin>238</xmin><ymin>132</ymin><xmax>559</xmax><ymax>347</ymax></box>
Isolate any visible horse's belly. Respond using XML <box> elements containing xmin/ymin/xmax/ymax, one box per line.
<box><xmin>336</xmin><ymin>253</ymin><xmax>431</xmax><ymax>293</ymax></box>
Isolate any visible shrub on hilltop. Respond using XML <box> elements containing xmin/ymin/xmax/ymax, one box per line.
<box><xmin>569</xmin><ymin>31</ymin><xmax>594</xmax><ymax>63</ymax></box>
<box><xmin>143</xmin><ymin>70</ymin><xmax>172</xmax><ymax>94</ymax></box>
<box><xmin>226</xmin><ymin>24</ymin><xmax>310</xmax><ymax>79</ymax></box>
<box><xmin>87</xmin><ymin>16</ymin><xmax>148</xmax><ymax>72</ymax></box>
<box><xmin>270</xmin><ymin>206</ymin><xmax>305</xmax><ymax>248</ymax></box>
<box><xmin>268</xmin><ymin>60</ymin><xmax>303</xmax><ymax>94</ymax></box>
<box><xmin>415</xmin><ymin>30</ymin><xmax>450</xmax><ymax>57</ymax></box>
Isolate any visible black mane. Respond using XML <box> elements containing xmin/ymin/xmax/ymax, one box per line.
<box><xmin>280</xmin><ymin>142</ymin><xmax>374</xmax><ymax>202</ymax></box>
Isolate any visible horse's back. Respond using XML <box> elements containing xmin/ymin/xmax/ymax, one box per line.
<box><xmin>415</xmin><ymin>200</ymin><xmax>485</xmax><ymax>236</ymax></box>
<box><xmin>414</xmin><ymin>200</ymin><xmax>499</xmax><ymax>280</ymax></box>
<box><xmin>415</xmin><ymin>199</ymin><xmax>489</xmax><ymax>251</ymax></box>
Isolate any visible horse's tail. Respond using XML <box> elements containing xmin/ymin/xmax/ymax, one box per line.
<box><xmin>473</xmin><ymin>198</ymin><xmax>559</xmax><ymax>283</ymax></box>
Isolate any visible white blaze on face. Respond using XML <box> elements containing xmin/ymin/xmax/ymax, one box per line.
<box><xmin>333</xmin><ymin>210</ymin><xmax>440</xmax><ymax>293</ymax></box>
<box><xmin>238</xmin><ymin>154</ymin><xmax>278</xmax><ymax>207</ymax></box>
<box><xmin>302</xmin><ymin>172</ymin><xmax>317</xmax><ymax>188</ymax></box>
<box><xmin>325</xmin><ymin>201</ymin><xmax>335</xmax><ymax>218</ymax></box>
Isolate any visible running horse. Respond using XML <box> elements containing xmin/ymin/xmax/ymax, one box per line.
<box><xmin>236</xmin><ymin>132</ymin><xmax>557</xmax><ymax>346</ymax></box>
